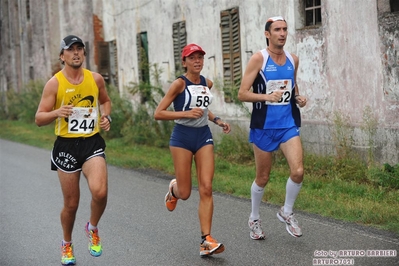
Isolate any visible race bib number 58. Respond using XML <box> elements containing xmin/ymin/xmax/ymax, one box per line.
<box><xmin>68</xmin><ymin>107</ymin><xmax>98</xmax><ymax>134</ymax></box>
<box><xmin>188</xmin><ymin>85</ymin><xmax>213</xmax><ymax>109</ymax></box>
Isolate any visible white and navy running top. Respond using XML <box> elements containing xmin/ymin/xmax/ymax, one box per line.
<box><xmin>250</xmin><ymin>49</ymin><xmax>301</xmax><ymax>129</ymax></box>
<box><xmin>173</xmin><ymin>75</ymin><xmax>213</xmax><ymax>127</ymax></box>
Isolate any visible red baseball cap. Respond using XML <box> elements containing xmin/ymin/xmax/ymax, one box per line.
<box><xmin>181</xmin><ymin>43</ymin><xmax>206</xmax><ymax>60</ymax></box>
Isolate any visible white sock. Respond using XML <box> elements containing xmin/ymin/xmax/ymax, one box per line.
<box><xmin>250</xmin><ymin>181</ymin><xmax>265</xmax><ymax>221</ymax></box>
<box><xmin>62</xmin><ymin>240</ymin><xmax>72</xmax><ymax>245</ymax></box>
<box><xmin>284</xmin><ymin>177</ymin><xmax>302</xmax><ymax>215</ymax></box>
<box><xmin>88</xmin><ymin>222</ymin><xmax>97</xmax><ymax>231</ymax></box>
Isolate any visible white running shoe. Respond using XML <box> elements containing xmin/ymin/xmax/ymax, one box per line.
<box><xmin>277</xmin><ymin>206</ymin><xmax>302</xmax><ymax>237</ymax></box>
<box><xmin>248</xmin><ymin>219</ymin><xmax>265</xmax><ymax>240</ymax></box>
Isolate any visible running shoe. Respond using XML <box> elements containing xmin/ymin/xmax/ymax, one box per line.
<box><xmin>199</xmin><ymin>235</ymin><xmax>225</xmax><ymax>256</ymax></box>
<box><xmin>277</xmin><ymin>206</ymin><xmax>303</xmax><ymax>237</ymax></box>
<box><xmin>165</xmin><ymin>179</ymin><xmax>178</xmax><ymax>211</ymax></box>
<box><xmin>61</xmin><ymin>242</ymin><xmax>76</xmax><ymax>265</ymax></box>
<box><xmin>85</xmin><ymin>222</ymin><xmax>103</xmax><ymax>256</ymax></box>
<box><xmin>248</xmin><ymin>219</ymin><xmax>265</xmax><ymax>240</ymax></box>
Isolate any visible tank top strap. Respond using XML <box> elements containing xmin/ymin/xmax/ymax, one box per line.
<box><xmin>178</xmin><ymin>75</ymin><xmax>207</xmax><ymax>86</ymax></box>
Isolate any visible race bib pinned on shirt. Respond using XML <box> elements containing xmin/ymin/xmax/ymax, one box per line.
<box><xmin>68</xmin><ymin>107</ymin><xmax>98</xmax><ymax>134</ymax></box>
<box><xmin>265</xmin><ymin>79</ymin><xmax>292</xmax><ymax>105</ymax></box>
<box><xmin>188</xmin><ymin>85</ymin><xmax>213</xmax><ymax>109</ymax></box>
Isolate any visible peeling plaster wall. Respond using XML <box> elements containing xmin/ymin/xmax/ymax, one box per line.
<box><xmin>379</xmin><ymin>12</ymin><xmax>399</xmax><ymax>115</ymax></box>
<box><xmin>296</xmin><ymin>0</ymin><xmax>398</xmax><ymax>163</ymax></box>
<box><xmin>1</xmin><ymin>0</ymin><xmax>398</xmax><ymax>164</ymax></box>
<box><xmin>303</xmin><ymin>0</ymin><xmax>397</xmax><ymax>163</ymax></box>
<box><xmin>0</xmin><ymin>0</ymin><xmax>96</xmax><ymax>87</ymax></box>
<box><xmin>30</xmin><ymin>1</ymin><xmax>60</xmax><ymax>78</ymax></box>
<box><xmin>56</xmin><ymin>0</ymin><xmax>96</xmax><ymax>72</ymax></box>
<box><xmin>98</xmin><ymin>0</ymin><xmax>398</xmax><ymax>164</ymax></box>
<box><xmin>100</xmin><ymin>0</ymin><xmax>298</xmax><ymax>119</ymax></box>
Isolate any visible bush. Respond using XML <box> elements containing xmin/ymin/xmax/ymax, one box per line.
<box><xmin>215</xmin><ymin>124</ymin><xmax>253</xmax><ymax>164</ymax></box>
<box><xmin>368</xmin><ymin>163</ymin><xmax>399</xmax><ymax>189</ymax></box>
<box><xmin>123</xmin><ymin>62</ymin><xmax>174</xmax><ymax>148</ymax></box>
<box><xmin>1</xmin><ymin>80</ymin><xmax>44</xmax><ymax>122</ymax></box>
<box><xmin>102</xmin><ymin>85</ymin><xmax>134</xmax><ymax>140</ymax></box>
<box><xmin>121</xmin><ymin>104</ymin><xmax>173</xmax><ymax>148</ymax></box>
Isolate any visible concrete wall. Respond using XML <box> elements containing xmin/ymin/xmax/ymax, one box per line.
<box><xmin>1</xmin><ymin>0</ymin><xmax>398</xmax><ymax>164</ymax></box>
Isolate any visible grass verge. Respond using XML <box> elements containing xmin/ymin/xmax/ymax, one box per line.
<box><xmin>1</xmin><ymin>119</ymin><xmax>398</xmax><ymax>235</ymax></box>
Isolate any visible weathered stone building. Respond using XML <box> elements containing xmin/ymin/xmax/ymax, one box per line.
<box><xmin>1</xmin><ymin>0</ymin><xmax>398</xmax><ymax>164</ymax></box>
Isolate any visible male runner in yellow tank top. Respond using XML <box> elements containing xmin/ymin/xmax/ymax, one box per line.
<box><xmin>35</xmin><ymin>35</ymin><xmax>112</xmax><ymax>265</ymax></box>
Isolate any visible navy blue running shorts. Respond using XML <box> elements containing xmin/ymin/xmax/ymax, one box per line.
<box><xmin>51</xmin><ymin>133</ymin><xmax>106</xmax><ymax>173</ymax></box>
<box><xmin>169</xmin><ymin>124</ymin><xmax>214</xmax><ymax>154</ymax></box>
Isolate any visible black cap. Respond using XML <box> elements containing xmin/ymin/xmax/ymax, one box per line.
<box><xmin>60</xmin><ymin>35</ymin><xmax>84</xmax><ymax>54</ymax></box>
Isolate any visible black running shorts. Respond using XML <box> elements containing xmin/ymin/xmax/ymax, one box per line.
<box><xmin>51</xmin><ymin>133</ymin><xmax>106</xmax><ymax>173</ymax></box>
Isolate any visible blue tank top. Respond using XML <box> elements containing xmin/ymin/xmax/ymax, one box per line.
<box><xmin>250</xmin><ymin>49</ymin><xmax>301</xmax><ymax>129</ymax></box>
<box><xmin>173</xmin><ymin>75</ymin><xmax>213</xmax><ymax>127</ymax></box>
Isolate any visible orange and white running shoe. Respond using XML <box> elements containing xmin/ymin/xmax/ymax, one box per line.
<box><xmin>199</xmin><ymin>235</ymin><xmax>225</xmax><ymax>256</ymax></box>
<box><xmin>165</xmin><ymin>179</ymin><xmax>178</xmax><ymax>211</ymax></box>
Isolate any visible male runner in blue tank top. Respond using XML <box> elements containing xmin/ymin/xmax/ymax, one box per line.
<box><xmin>238</xmin><ymin>16</ymin><xmax>307</xmax><ymax>239</ymax></box>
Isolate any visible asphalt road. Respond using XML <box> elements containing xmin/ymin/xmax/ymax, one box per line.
<box><xmin>0</xmin><ymin>139</ymin><xmax>398</xmax><ymax>266</ymax></box>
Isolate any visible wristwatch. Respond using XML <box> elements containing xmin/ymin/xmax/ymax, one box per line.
<box><xmin>213</xmin><ymin>116</ymin><xmax>221</xmax><ymax>124</ymax></box>
<box><xmin>105</xmin><ymin>115</ymin><xmax>112</xmax><ymax>123</ymax></box>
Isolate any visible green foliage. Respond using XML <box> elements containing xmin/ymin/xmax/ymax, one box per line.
<box><xmin>120</xmin><ymin>104</ymin><xmax>173</xmax><ymax>148</ymax></box>
<box><xmin>330</xmin><ymin>110</ymin><xmax>355</xmax><ymax>160</ymax></box>
<box><xmin>218</xmin><ymin>79</ymin><xmax>250</xmax><ymax>116</ymax></box>
<box><xmin>360</xmin><ymin>105</ymin><xmax>378</xmax><ymax>166</ymax></box>
<box><xmin>0</xmin><ymin>80</ymin><xmax>45</xmax><ymax>122</ymax></box>
<box><xmin>223</xmin><ymin>82</ymin><xmax>240</xmax><ymax>104</ymax></box>
<box><xmin>127</xmin><ymin>63</ymin><xmax>165</xmax><ymax>108</ymax></box>
<box><xmin>368</xmin><ymin>163</ymin><xmax>399</xmax><ymax>189</ymax></box>
<box><xmin>215</xmin><ymin>124</ymin><xmax>253</xmax><ymax>163</ymax></box>
<box><xmin>305</xmin><ymin>152</ymin><xmax>376</xmax><ymax>185</ymax></box>
<box><xmin>171</xmin><ymin>63</ymin><xmax>185</xmax><ymax>81</ymax></box>
<box><xmin>101</xmin><ymin>85</ymin><xmax>134</xmax><ymax>140</ymax></box>
<box><xmin>124</xmin><ymin>63</ymin><xmax>174</xmax><ymax>147</ymax></box>
<box><xmin>325</xmin><ymin>108</ymin><xmax>398</xmax><ymax>190</ymax></box>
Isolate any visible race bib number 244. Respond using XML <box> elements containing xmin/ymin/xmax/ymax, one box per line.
<box><xmin>68</xmin><ymin>107</ymin><xmax>98</xmax><ymax>134</ymax></box>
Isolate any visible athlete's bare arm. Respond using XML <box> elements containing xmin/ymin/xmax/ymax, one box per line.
<box><xmin>35</xmin><ymin>77</ymin><xmax>73</xmax><ymax>127</ymax></box>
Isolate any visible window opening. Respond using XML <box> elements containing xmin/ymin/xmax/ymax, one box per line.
<box><xmin>172</xmin><ymin>21</ymin><xmax>187</xmax><ymax>77</ymax></box>
<box><xmin>26</xmin><ymin>0</ymin><xmax>30</xmax><ymax>20</ymax></box>
<box><xmin>391</xmin><ymin>0</ymin><xmax>399</xmax><ymax>12</ymax></box>
<box><xmin>220</xmin><ymin>7</ymin><xmax>242</xmax><ymax>102</ymax></box>
<box><xmin>136</xmin><ymin>32</ymin><xmax>150</xmax><ymax>103</ymax></box>
<box><xmin>136</xmin><ymin>32</ymin><xmax>150</xmax><ymax>84</ymax></box>
<box><xmin>305</xmin><ymin>0</ymin><xmax>322</xmax><ymax>26</ymax></box>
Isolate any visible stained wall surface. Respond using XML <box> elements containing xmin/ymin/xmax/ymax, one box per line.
<box><xmin>1</xmin><ymin>0</ymin><xmax>398</xmax><ymax>163</ymax></box>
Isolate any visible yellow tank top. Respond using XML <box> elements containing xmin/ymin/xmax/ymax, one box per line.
<box><xmin>54</xmin><ymin>69</ymin><xmax>100</xmax><ymax>138</ymax></box>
